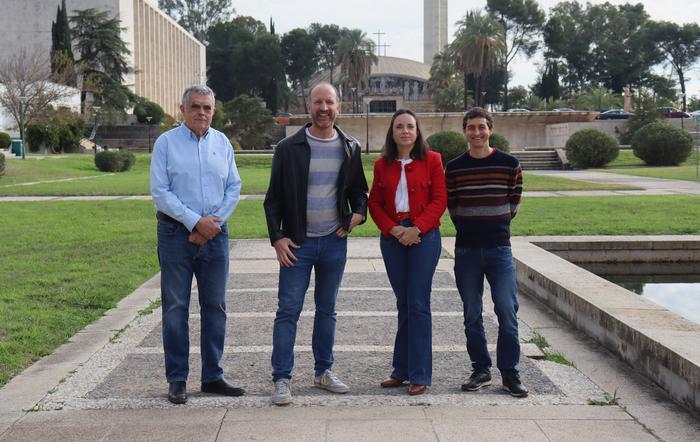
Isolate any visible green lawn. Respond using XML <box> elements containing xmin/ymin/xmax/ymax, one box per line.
<box><xmin>599</xmin><ymin>148</ymin><xmax>700</xmax><ymax>182</ymax></box>
<box><xmin>2</xmin><ymin>194</ymin><xmax>699</xmax><ymax>387</ymax></box>
<box><xmin>1</xmin><ymin>152</ymin><xmax>639</xmax><ymax>195</ymax></box>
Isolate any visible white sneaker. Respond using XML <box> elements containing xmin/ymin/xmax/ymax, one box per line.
<box><xmin>271</xmin><ymin>379</ymin><xmax>292</xmax><ymax>405</ymax></box>
<box><xmin>314</xmin><ymin>369</ymin><xmax>350</xmax><ymax>394</ymax></box>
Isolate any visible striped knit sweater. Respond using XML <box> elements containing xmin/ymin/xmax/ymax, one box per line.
<box><xmin>445</xmin><ymin>148</ymin><xmax>523</xmax><ymax>247</ymax></box>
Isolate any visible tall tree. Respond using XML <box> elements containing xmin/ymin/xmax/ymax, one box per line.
<box><xmin>50</xmin><ymin>0</ymin><xmax>75</xmax><ymax>85</ymax></box>
<box><xmin>336</xmin><ymin>29</ymin><xmax>377</xmax><ymax>113</ymax></box>
<box><xmin>158</xmin><ymin>0</ymin><xmax>235</xmax><ymax>43</ymax></box>
<box><xmin>207</xmin><ymin>16</ymin><xmax>284</xmax><ymax>112</ymax></box>
<box><xmin>70</xmin><ymin>8</ymin><xmax>133</xmax><ymax>116</ymax></box>
<box><xmin>308</xmin><ymin>23</ymin><xmax>344</xmax><ymax>86</ymax></box>
<box><xmin>486</xmin><ymin>0</ymin><xmax>544</xmax><ymax>110</ymax></box>
<box><xmin>646</xmin><ymin>21</ymin><xmax>700</xmax><ymax>111</ymax></box>
<box><xmin>0</xmin><ymin>50</ymin><xmax>74</xmax><ymax>158</ymax></box>
<box><xmin>428</xmin><ymin>52</ymin><xmax>464</xmax><ymax>111</ymax></box>
<box><xmin>448</xmin><ymin>10</ymin><xmax>505</xmax><ymax>109</ymax></box>
<box><xmin>280</xmin><ymin>28</ymin><xmax>319</xmax><ymax>110</ymax></box>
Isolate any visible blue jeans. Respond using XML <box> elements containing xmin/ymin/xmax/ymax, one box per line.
<box><xmin>454</xmin><ymin>246</ymin><xmax>520</xmax><ymax>374</ymax></box>
<box><xmin>380</xmin><ymin>223</ymin><xmax>441</xmax><ymax>385</ymax></box>
<box><xmin>157</xmin><ymin>220</ymin><xmax>229</xmax><ymax>383</ymax></box>
<box><xmin>271</xmin><ymin>233</ymin><xmax>347</xmax><ymax>381</ymax></box>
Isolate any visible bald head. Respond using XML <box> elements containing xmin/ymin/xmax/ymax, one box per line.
<box><xmin>308</xmin><ymin>83</ymin><xmax>339</xmax><ymax>103</ymax></box>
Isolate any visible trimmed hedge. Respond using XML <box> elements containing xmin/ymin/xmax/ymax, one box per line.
<box><xmin>632</xmin><ymin>122</ymin><xmax>693</xmax><ymax>166</ymax></box>
<box><xmin>0</xmin><ymin>132</ymin><xmax>10</xmax><ymax>149</ymax></box>
<box><xmin>0</xmin><ymin>152</ymin><xmax>5</xmax><ymax>177</ymax></box>
<box><xmin>565</xmin><ymin>128</ymin><xmax>619</xmax><ymax>168</ymax></box>
<box><xmin>489</xmin><ymin>133</ymin><xmax>510</xmax><ymax>153</ymax></box>
<box><xmin>94</xmin><ymin>149</ymin><xmax>136</xmax><ymax>172</ymax></box>
<box><xmin>426</xmin><ymin>130</ymin><xmax>467</xmax><ymax>164</ymax></box>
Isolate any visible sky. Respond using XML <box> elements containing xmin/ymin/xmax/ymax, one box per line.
<box><xmin>155</xmin><ymin>0</ymin><xmax>700</xmax><ymax>98</ymax></box>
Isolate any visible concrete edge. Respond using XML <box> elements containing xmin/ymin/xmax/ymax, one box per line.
<box><xmin>512</xmin><ymin>238</ymin><xmax>700</xmax><ymax>414</ymax></box>
<box><xmin>0</xmin><ymin>272</ymin><xmax>162</xmax><ymax>434</ymax></box>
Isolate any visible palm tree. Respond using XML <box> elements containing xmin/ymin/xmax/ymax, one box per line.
<box><xmin>336</xmin><ymin>29</ymin><xmax>378</xmax><ymax>113</ymax></box>
<box><xmin>448</xmin><ymin>10</ymin><xmax>505</xmax><ymax>109</ymax></box>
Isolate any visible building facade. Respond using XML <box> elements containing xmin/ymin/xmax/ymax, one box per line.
<box><xmin>0</xmin><ymin>0</ymin><xmax>205</xmax><ymax>118</ymax></box>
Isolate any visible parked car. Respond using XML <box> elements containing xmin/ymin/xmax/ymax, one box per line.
<box><xmin>507</xmin><ymin>108</ymin><xmax>530</xmax><ymax>112</ymax></box>
<box><xmin>657</xmin><ymin>107</ymin><xmax>691</xmax><ymax>118</ymax></box>
<box><xmin>596</xmin><ymin>109</ymin><xmax>633</xmax><ymax>120</ymax></box>
<box><xmin>273</xmin><ymin>112</ymin><xmax>291</xmax><ymax>125</ymax></box>
<box><xmin>553</xmin><ymin>108</ymin><xmax>575</xmax><ymax>112</ymax></box>
<box><xmin>690</xmin><ymin>109</ymin><xmax>700</xmax><ymax>118</ymax></box>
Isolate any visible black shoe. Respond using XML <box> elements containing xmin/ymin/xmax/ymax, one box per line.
<box><xmin>461</xmin><ymin>369</ymin><xmax>492</xmax><ymax>391</ymax></box>
<box><xmin>201</xmin><ymin>378</ymin><xmax>245</xmax><ymax>397</ymax></box>
<box><xmin>502</xmin><ymin>372</ymin><xmax>528</xmax><ymax>397</ymax></box>
<box><xmin>168</xmin><ymin>381</ymin><xmax>187</xmax><ymax>404</ymax></box>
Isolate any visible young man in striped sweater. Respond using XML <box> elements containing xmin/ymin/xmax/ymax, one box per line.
<box><xmin>445</xmin><ymin>107</ymin><xmax>528</xmax><ymax>397</ymax></box>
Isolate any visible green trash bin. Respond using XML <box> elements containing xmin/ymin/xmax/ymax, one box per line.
<box><xmin>11</xmin><ymin>139</ymin><xmax>23</xmax><ymax>156</ymax></box>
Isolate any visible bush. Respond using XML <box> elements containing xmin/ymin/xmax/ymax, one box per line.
<box><xmin>25</xmin><ymin>108</ymin><xmax>84</xmax><ymax>153</ymax></box>
<box><xmin>0</xmin><ymin>132</ymin><xmax>10</xmax><ymax>149</ymax></box>
<box><xmin>95</xmin><ymin>149</ymin><xmax>135</xmax><ymax>172</ymax></box>
<box><xmin>133</xmin><ymin>99</ymin><xmax>165</xmax><ymax>125</ymax></box>
<box><xmin>0</xmin><ymin>152</ymin><xmax>5</xmax><ymax>177</ymax></box>
<box><xmin>632</xmin><ymin>122</ymin><xmax>693</xmax><ymax>166</ymax></box>
<box><xmin>426</xmin><ymin>130</ymin><xmax>467</xmax><ymax>164</ymax></box>
<box><xmin>489</xmin><ymin>133</ymin><xmax>510</xmax><ymax>153</ymax></box>
<box><xmin>565</xmin><ymin>128</ymin><xmax>619</xmax><ymax>168</ymax></box>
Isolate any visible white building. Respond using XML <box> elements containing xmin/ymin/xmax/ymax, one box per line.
<box><xmin>0</xmin><ymin>0</ymin><xmax>205</xmax><ymax>118</ymax></box>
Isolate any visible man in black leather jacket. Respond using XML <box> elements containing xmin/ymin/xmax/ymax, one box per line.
<box><xmin>264</xmin><ymin>83</ymin><xmax>368</xmax><ymax>406</ymax></box>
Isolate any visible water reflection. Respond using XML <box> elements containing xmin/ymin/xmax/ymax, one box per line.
<box><xmin>576</xmin><ymin>262</ymin><xmax>700</xmax><ymax>326</ymax></box>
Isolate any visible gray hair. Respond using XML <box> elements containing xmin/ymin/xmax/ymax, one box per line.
<box><xmin>182</xmin><ymin>85</ymin><xmax>215</xmax><ymax>107</ymax></box>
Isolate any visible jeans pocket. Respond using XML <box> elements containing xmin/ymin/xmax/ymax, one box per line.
<box><xmin>157</xmin><ymin>221</ymin><xmax>179</xmax><ymax>236</ymax></box>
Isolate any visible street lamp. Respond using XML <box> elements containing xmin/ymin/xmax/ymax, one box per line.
<box><xmin>18</xmin><ymin>96</ymin><xmax>27</xmax><ymax>160</ymax></box>
<box><xmin>365</xmin><ymin>101</ymin><xmax>369</xmax><ymax>154</ymax></box>
<box><xmin>92</xmin><ymin>106</ymin><xmax>101</xmax><ymax>155</ymax></box>
<box><xmin>145</xmin><ymin>116</ymin><xmax>153</xmax><ymax>153</ymax></box>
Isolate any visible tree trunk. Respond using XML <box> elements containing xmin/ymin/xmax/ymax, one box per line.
<box><xmin>463</xmin><ymin>73</ymin><xmax>469</xmax><ymax>110</ymax></box>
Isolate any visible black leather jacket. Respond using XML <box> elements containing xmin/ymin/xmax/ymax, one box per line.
<box><xmin>264</xmin><ymin>124</ymin><xmax>369</xmax><ymax>245</ymax></box>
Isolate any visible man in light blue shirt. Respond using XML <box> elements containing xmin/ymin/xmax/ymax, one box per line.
<box><xmin>150</xmin><ymin>85</ymin><xmax>243</xmax><ymax>404</ymax></box>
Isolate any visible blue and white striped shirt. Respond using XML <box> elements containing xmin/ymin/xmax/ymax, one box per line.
<box><xmin>150</xmin><ymin>123</ymin><xmax>242</xmax><ymax>231</ymax></box>
<box><xmin>305</xmin><ymin>128</ymin><xmax>344</xmax><ymax>236</ymax></box>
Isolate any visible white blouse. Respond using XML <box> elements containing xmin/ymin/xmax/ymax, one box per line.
<box><xmin>395</xmin><ymin>159</ymin><xmax>413</xmax><ymax>212</ymax></box>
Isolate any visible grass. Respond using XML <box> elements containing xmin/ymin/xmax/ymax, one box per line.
<box><xmin>0</xmin><ymin>152</ymin><xmax>641</xmax><ymax>196</ymax></box>
<box><xmin>0</xmin><ymin>200</ymin><xmax>158</xmax><ymax>387</ymax></box>
<box><xmin>588</xmin><ymin>389</ymin><xmax>621</xmax><ymax>406</ymax></box>
<box><xmin>544</xmin><ymin>351</ymin><xmax>574</xmax><ymax>366</ymax></box>
<box><xmin>599</xmin><ymin>148</ymin><xmax>700</xmax><ymax>182</ymax></box>
<box><xmin>527</xmin><ymin>332</ymin><xmax>550</xmax><ymax>349</ymax></box>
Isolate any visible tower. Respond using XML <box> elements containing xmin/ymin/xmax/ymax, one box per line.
<box><xmin>424</xmin><ymin>0</ymin><xmax>447</xmax><ymax>64</ymax></box>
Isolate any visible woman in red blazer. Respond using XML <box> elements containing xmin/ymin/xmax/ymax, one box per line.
<box><xmin>368</xmin><ymin>109</ymin><xmax>447</xmax><ymax>395</ymax></box>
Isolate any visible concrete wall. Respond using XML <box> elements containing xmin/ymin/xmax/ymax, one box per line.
<box><xmin>288</xmin><ymin>113</ymin><xmax>700</xmax><ymax>151</ymax></box>
<box><xmin>0</xmin><ymin>0</ymin><xmax>204</xmax><ymax>119</ymax></box>
<box><xmin>514</xmin><ymin>236</ymin><xmax>700</xmax><ymax>414</ymax></box>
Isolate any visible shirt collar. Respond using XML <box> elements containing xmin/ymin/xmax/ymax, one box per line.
<box><xmin>181</xmin><ymin>123</ymin><xmax>211</xmax><ymax>140</ymax></box>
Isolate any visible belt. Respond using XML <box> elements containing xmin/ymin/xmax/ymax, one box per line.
<box><xmin>156</xmin><ymin>211</ymin><xmax>185</xmax><ymax>228</ymax></box>
<box><xmin>396</xmin><ymin>212</ymin><xmax>411</xmax><ymax>221</ymax></box>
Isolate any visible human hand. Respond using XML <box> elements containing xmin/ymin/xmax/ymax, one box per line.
<box><xmin>398</xmin><ymin>226</ymin><xmax>421</xmax><ymax>246</ymax></box>
<box><xmin>273</xmin><ymin>237</ymin><xmax>300</xmax><ymax>267</ymax></box>
<box><xmin>188</xmin><ymin>230</ymin><xmax>208</xmax><ymax>245</ymax></box>
<box><xmin>195</xmin><ymin>216</ymin><xmax>223</xmax><ymax>240</ymax></box>
<box><xmin>336</xmin><ymin>213</ymin><xmax>365</xmax><ymax>237</ymax></box>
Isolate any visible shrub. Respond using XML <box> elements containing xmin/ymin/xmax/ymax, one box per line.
<box><xmin>489</xmin><ymin>133</ymin><xmax>510</xmax><ymax>153</ymax></box>
<box><xmin>24</xmin><ymin>108</ymin><xmax>84</xmax><ymax>153</ymax></box>
<box><xmin>95</xmin><ymin>149</ymin><xmax>135</xmax><ymax>172</ymax></box>
<box><xmin>229</xmin><ymin>137</ymin><xmax>241</xmax><ymax>150</ymax></box>
<box><xmin>426</xmin><ymin>130</ymin><xmax>467</xmax><ymax>164</ymax></box>
<box><xmin>133</xmin><ymin>99</ymin><xmax>165</xmax><ymax>125</ymax></box>
<box><xmin>565</xmin><ymin>128</ymin><xmax>619</xmax><ymax>168</ymax></box>
<box><xmin>0</xmin><ymin>152</ymin><xmax>5</xmax><ymax>177</ymax></box>
<box><xmin>632</xmin><ymin>122</ymin><xmax>693</xmax><ymax>166</ymax></box>
<box><xmin>0</xmin><ymin>132</ymin><xmax>10</xmax><ymax>149</ymax></box>
<box><xmin>118</xmin><ymin>149</ymin><xmax>136</xmax><ymax>171</ymax></box>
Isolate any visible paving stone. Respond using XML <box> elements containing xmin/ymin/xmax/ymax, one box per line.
<box><xmin>138</xmin><ymin>315</ymin><xmax>500</xmax><ymax>348</ymax></box>
<box><xmin>85</xmin><ymin>351</ymin><xmax>559</xmax><ymax>400</ymax></box>
<box><xmin>224</xmin><ymin>271</ymin><xmax>457</xmax><ymax>290</ymax></box>
<box><xmin>187</xmin><ymin>289</ymin><xmax>465</xmax><ymax>314</ymax></box>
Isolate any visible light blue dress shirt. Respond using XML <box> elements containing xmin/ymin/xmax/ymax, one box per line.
<box><xmin>150</xmin><ymin>123</ymin><xmax>242</xmax><ymax>232</ymax></box>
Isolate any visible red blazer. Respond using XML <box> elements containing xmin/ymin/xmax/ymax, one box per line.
<box><xmin>368</xmin><ymin>150</ymin><xmax>447</xmax><ymax>236</ymax></box>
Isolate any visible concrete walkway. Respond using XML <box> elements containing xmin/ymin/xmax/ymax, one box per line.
<box><xmin>1</xmin><ymin>238</ymin><xmax>698</xmax><ymax>441</ymax></box>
